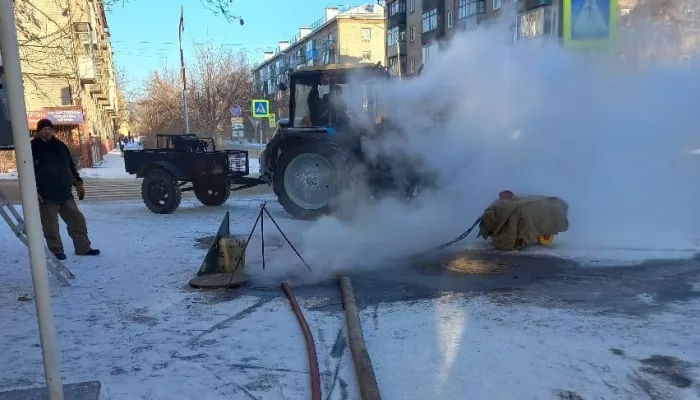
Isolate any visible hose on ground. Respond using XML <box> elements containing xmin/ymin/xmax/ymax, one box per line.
<box><xmin>281</xmin><ymin>282</ymin><xmax>322</xmax><ymax>400</ymax></box>
<box><xmin>339</xmin><ymin>275</ymin><xmax>381</xmax><ymax>400</ymax></box>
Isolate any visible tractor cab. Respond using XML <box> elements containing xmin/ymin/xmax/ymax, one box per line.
<box><xmin>284</xmin><ymin>63</ymin><xmax>389</xmax><ymax>136</ymax></box>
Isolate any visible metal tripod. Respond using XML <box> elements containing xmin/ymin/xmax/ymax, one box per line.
<box><xmin>0</xmin><ymin>188</ymin><xmax>74</xmax><ymax>285</ymax></box>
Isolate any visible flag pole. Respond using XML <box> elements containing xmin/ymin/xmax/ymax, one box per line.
<box><xmin>0</xmin><ymin>0</ymin><xmax>64</xmax><ymax>398</ymax></box>
<box><xmin>179</xmin><ymin>5</ymin><xmax>190</xmax><ymax>135</ymax></box>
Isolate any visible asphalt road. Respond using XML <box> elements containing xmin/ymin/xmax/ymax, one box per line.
<box><xmin>0</xmin><ymin>178</ymin><xmax>273</xmax><ymax>204</ymax></box>
<box><xmin>232</xmin><ymin>248</ymin><xmax>700</xmax><ymax>318</ymax></box>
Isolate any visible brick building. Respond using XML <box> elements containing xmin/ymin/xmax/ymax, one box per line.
<box><xmin>8</xmin><ymin>0</ymin><xmax>123</xmax><ymax>168</ymax></box>
<box><xmin>252</xmin><ymin>3</ymin><xmax>386</xmax><ymax>139</ymax></box>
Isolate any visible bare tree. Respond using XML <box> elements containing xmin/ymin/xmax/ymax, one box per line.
<box><xmin>187</xmin><ymin>42</ymin><xmax>253</xmax><ymax>143</ymax></box>
<box><xmin>113</xmin><ymin>67</ymin><xmax>136</xmax><ymax>134</ymax></box>
<box><xmin>130</xmin><ymin>44</ymin><xmax>254</xmax><ymax>146</ymax></box>
<box><xmin>103</xmin><ymin>0</ymin><xmax>244</xmax><ymax>24</ymax></box>
<box><xmin>620</xmin><ymin>0</ymin><xmax>700</xmax><ymax>63</ymax></box>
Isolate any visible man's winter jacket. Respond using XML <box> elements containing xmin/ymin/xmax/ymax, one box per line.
<box><xmin>31</xmin><ymin>137</ymin><xmax>82</xmax><ymax>203</ymax></box>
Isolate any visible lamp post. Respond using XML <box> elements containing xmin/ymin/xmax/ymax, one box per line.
<box><xmin>0</xmin><ymin>1</ymin><xmax>64</xmax><ymax>399</ymax></box>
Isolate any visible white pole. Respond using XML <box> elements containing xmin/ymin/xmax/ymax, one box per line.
<box><xmin>179</xmin><ymin>5</ymin><xmax>190</xmax><ymax>135</ymax></box>
<box><xmin>0</xmin><ymin>1</ymin><xmax>64</xmax><ymax>399</ymax></box>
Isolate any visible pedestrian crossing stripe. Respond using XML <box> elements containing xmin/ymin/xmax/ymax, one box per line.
<box><xmin>252</xmin><ymin>99</ymin><xmax>269</xmax><ymax>118</ymax></box>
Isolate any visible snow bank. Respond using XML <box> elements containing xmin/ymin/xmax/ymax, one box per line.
<box><xmin>0</xmin><ymin>170</ymin><xmax>18</xmax><ymax>180</ymax></box>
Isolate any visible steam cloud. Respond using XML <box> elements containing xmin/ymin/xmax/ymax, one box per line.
<box><xmin>280</xmin><ymin>22</ymin><xmax>700</xmax><ymax>283</ymax></box>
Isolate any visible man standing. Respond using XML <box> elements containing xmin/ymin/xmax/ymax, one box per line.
<box><xmin>31</xmin><ymin>119</ymin><xmax>99</xmax><ymax>260</ymax></box>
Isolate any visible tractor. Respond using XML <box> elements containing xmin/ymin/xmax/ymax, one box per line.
<box><xmin>258</xmin><ymin>63</ymin><xmax>431</xmax><ymax>220</ymax></box>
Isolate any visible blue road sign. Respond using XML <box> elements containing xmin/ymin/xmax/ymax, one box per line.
<box><xmin>231</xmin><ymin>105</ymin><xmax>242</xmax><ymax>117</ymax></box>
<box><xmin>252</xmin><ymin>99</ymin><xmax>269</xmax><ymax>118</ymax></box>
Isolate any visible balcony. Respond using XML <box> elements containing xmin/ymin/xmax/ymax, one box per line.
<box><xmin>388</xmin><ymin>12</ymin><xmax>406</xmax><ymax>27</ymax></box>
<box><xmin>386</xmin><ymin>41</ymin><xmax>407</xmax><ymax>58</ymax></box>
<box><xmin>72</xmin><ymin>22</ymin><xmax>91</xmax><ymax>33</ymax></box>
<box><xmin>77</xmin><ymin>55</ymin><xmax>96</xmax><ymax>85</ymax></box>
<box><xmin>520</xmin><ymin>0</ymin><xmax>552</xmax><ymax>12</ymax></box>
<box><xmin>514</xmin><ymin>5</ymin><xmax>556</xmax><ymax>41</ymax></box>
<box><xmin>90</xmin><ymin>83</ymin><xmax>104</xmax><ymax>95</ymax></box>
<box><xmin>456</xmin><ymin>12</ymin><xmax>487</xmax><ymax>32</ymax></box>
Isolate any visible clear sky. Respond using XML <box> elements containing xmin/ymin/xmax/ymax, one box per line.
<box><xmin>106</xmin><ymin>0</ymin><xmax>361</xmax><ymax>92</ymax></box>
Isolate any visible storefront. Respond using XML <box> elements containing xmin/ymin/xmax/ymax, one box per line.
<box><xmin>26</xmin><ymin>106</ymin><xmax>105</xmax><ymax>168</ymax></box>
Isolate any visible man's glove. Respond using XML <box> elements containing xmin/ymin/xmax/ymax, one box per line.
<box><xmin>74</xmin><ymin>181</ymin><xmax>85</xmax><ymax>200</ymax></box>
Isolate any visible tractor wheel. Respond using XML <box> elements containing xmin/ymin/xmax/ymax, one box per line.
<box><xmin>273</xmin><ymin>142</ymin><xmax>348</xmax><ymax>220</ymax></box>
<box><xmin>141</xmin><ymin>169</ymin><xmax>182</xmax><ymax>214</ymax></box>
<box><xmin>193</xmin><ymin>182</ymin><xmax>231</xmax><ymax>206</ymax></box>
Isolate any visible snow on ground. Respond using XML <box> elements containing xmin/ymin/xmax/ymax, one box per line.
<box><xmin>0</xmin><ymin>171</ymin><xmax>18</xmax><ymax>180</ymax></box>
<box><xmin>1</xmin><ymin>198</ymin><xmax>700</xmax><ymax>399</ymax></box>
<box><xmin>77</xmin><ymin>149</ymin><xmax>132</xmax><ymax>179</ymax></box>
<box><xmin>462</xmin><ymin>236</ymin><xmax>700</xmax><ymax>267</ymax></box>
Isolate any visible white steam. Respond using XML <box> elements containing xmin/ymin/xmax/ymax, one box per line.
<box><xmin>292</xmin><ymin>24</ymin><xmax>700</xmax><ymax>282</ymax></box>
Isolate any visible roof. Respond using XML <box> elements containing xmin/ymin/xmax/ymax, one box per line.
<box><xmin>291</xmin><ymin>63</ymin><xmax>385</xmax><ymax>75</ymax></box>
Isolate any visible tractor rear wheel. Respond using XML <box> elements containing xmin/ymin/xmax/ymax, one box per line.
<box><xmin>274</xmin><ymin>142</ymin><xmax>348</xmax><ymax>220</ymax></box>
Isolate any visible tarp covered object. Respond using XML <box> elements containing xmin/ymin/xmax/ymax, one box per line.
<box><xmin>478</xmin><ymin>196</ymin><xmax>569</xmax><ymax>251</ymax></box>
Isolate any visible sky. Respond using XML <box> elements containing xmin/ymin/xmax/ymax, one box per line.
<box><xmin>106</xmin><ymin>0</ymin><xmax>360</xmax><ymax>92</ymax></box>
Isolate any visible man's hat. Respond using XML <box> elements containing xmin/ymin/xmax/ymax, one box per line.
<box><xmin>36</xmin><ymin>118</ymin><xmax>53</xmax><ymax>131</ymax></box>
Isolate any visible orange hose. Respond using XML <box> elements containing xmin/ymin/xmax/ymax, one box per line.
<box><xmin>281</xmin><ymin>282</ymin><xmax>322</xmax><ymax>400</ymax></box>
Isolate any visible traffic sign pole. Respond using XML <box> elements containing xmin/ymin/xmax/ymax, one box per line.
<box><xmin>0</xmin><ymin>1</ymin><xmax>65</xmax><ymax>399</ymax></box>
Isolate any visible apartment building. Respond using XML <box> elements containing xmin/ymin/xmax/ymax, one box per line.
<box><xmin>391</xmin><ymin>0</ymin><xmax>512</xmax><ymax>75</ymax></box>
<box><xmin>252</xmin><ymin>4</ymin><xmax>386</xmax><ymax>122</ymax></box>
<box><xmin>11</xmin><ymin>0</ymin><xmax>121</xmax><ymax>167</ymax></box>
<box><xmin>391</xmin><ymin>0</ymin><xmax>650</xmax><ymax>75</ymax></box>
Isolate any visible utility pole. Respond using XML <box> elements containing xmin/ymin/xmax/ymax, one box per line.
<box><xmin>179</xmin><ymin>5</ymin><xmax>190</xmax><ymax>135</ymax></box>
<box><xmin>396</xmin><ymin>37</ymin><xmax>402</xmax><ymax>77</ymax></box>
<box><xmin>0</xmin><ymin>1</ymin><xmax>64</xmax><ymax>399</ymax></box>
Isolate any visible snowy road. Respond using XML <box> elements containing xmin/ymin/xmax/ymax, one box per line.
<box><xmin>1</xmin><ymin>197</ymin><xmax>700</xmax><ymax>399</ymax></box>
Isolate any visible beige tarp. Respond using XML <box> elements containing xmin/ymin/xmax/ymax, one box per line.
<box><xmin>478</xmin><ymin>196</ymin><xmax>569</xmax><ymax>251</ymax></box>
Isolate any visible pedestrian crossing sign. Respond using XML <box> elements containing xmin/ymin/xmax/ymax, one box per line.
<box><xmin>563</xmin><ymin>0</ymin><xmax>619</xmax><ymax>50</ymax></box>
<box><xmin>252</xmin><ymin>99</ymin><xmax>270</xmax><ymax>118</ymax></box>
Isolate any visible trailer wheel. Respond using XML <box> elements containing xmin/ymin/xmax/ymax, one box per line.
<box><xmin>274</xmin><ymin>142</ymin><xmax>348</xmax><ymax>220</ymax></box>
<box><xmin>193</xmin><ymin>182</ymin><xmax>231</xmax><ymax>206</ymax></box>
<box><xmin>141</xmin><ymin>169</ymin><xmax>182</xmax><ymax>214</ymax></box>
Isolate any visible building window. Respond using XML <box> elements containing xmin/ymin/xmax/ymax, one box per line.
<box><xmin>447</xmin><ymin>10</ymin><xmax>454</xmax><ymax>28</ymax></box>
<box><xmin>493</xmin><ymin>0</ymin><xmax>501</xmax><ymax>10</ymax></box>
<box><xmin>458</xmin><ymin>0</ymin><xmax>485</xmax><ymax>19</ymax></box>
<box><xmin>409</xmin><ymin>0</ymin><xmax>415</xmax><ymax>12</ymax></box>
<box><xmin>361</xmin><ymin>28</ymin><xmax>372</xmax><ymax>41</ymax></box>
<box><xmin>409</xmin><ymin>57</ymin><xmax>415</xmax><ymax>73</ymax></box>
<box><xmin>410</xmin><ymin>26</ymin><xmax>416</xmax><ymax>42</ymax></box>
<box><xmin>422</xmin><ymin>42</ymin><xmax>438</xmax><ymax>63</ymax></box>
<box><xmin>422</xmin><ymin>8</ymin><xmax>438</xmax><ymax>32</ymax></box>
<box><xmin>389</xmin><ymin>0</ymin><xmax>406</xmax><ymax>16</ymax></box>
<box><xmin>362</xmin><ymin>51</ymin><xmax>371</xmax><ymax>61</ymax></box>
